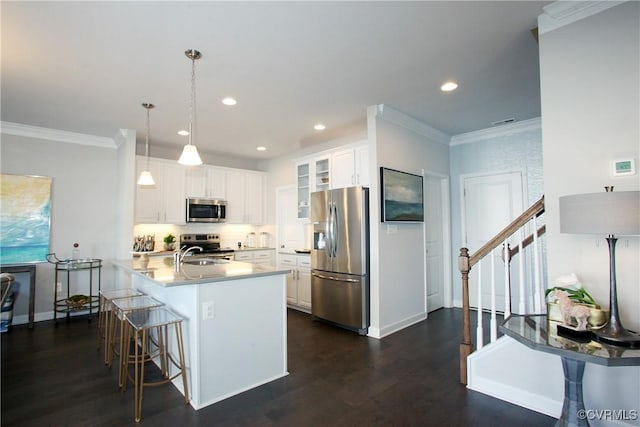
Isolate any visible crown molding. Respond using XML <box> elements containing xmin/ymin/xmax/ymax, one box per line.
<box><xmin>373</xmin><ymin>104</ymin><xmax>451</xmax><ymax>146</ymax></box>
<box><xmin>1</xmin><ymin>121</ymin><xmax>117</xmax><ymax>149</ymax></box>
<box><xmin>538</xmin><ymin>1</ymin><xmax>626</xmax><ymax>35</ymax></box>
<box><xmin>450</xmin><ymin>117</ymin><xmax>541</xmax><ymax>147</ymax></box>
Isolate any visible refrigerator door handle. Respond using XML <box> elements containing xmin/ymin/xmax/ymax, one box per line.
<box><xmin>311</xmin><ymin>271</ymin><xmax>359</xmax><ymax>283</ymax></box>
<box><xmin>327</xmin><ymin>203</ymin><xmax>334</xmax><ymax>258</ymax></box>
<box><xmin>331</xmin><ymin>203</ymin><xmax>338</xmax><ymax>257</ymax></box>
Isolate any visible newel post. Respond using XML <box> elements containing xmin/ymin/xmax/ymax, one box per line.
<box><xmin>459</xmin><ymin>247</ymin><xmax>473</xmax><ymax>385</ymax></box>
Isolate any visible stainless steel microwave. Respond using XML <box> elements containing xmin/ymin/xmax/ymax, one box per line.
<box><xmin>186</xmin><ymin>198</ymin><xmax>226</xmax><ymax>223</ymax></box>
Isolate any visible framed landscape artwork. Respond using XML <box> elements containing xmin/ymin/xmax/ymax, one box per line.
<box><xmin>0</xmin><ymin>174</ymin><xmax>52</xmax><ymax>264</ymax></box>
<box><xmin>380</xmin><ymin>167</ymin><xmax>424</xmax><ymax>222</ymax></box>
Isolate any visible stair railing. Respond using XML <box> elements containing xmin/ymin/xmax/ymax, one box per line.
<box><xmin>458</xmin><ymin>196</ymin><xmax>545</xmax><ymax>384</ymax></box>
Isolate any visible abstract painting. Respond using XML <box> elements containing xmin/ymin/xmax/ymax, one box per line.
<box><xmin>0</xmin><ymin>174</ymin><xmax>52</xmax><ymax>264</ymax></box>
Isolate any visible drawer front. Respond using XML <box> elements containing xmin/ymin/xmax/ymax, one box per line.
<box><xmin>234</xmin><ymin>252</ymin><xmax>253</xmax><ymax>261</ymax></box>
<box><xmin>298</xmin><ymin>256</ymin><xmax>311</xmax><ymax>268</ymax></box>
<box><xmin>254</xmin><ymin>250</ymin><xmax>273</xmax><ymax>259</ymax></box>
<box><xmin>280</xmin><ymin>254</ymin><xmax>297</xmax><ymax>266</ymax></box>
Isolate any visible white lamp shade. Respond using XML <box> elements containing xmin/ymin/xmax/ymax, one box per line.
<box><xmin>178</xmin><ymin>144</ymin><xmax>203</xmax><ymax>166</ymax></box>
<box><xmin>559</xmin><ymin>191</ymin><xmax>640</xmax><ymax>235</ymax></box>
<box><xmin>137</xmin><ymin>170</ymin><xmax>156</xmax><ymax>186</ymax></box>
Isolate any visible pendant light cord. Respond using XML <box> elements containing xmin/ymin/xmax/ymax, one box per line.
<box><xmin>145</xmin><ymin>106</ymin><xmax>151</xmax><ymax>169</ymax></box>
<box><xmin>189</xmin><ymin>56</ymin><xmax>197</xmax><ymax>146</ymax></box>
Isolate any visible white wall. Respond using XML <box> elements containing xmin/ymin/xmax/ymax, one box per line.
<box><xmin>471</xmin><ymin>2</ymin><xmax>640</xmax><ymax>421</ymax></box>
<box><xmin>540</xmin><ymin>1</ymin><xmax>639</xmax><ymax>332</ymax></box>
<box><xmin>367</xmin><ymin>104</ymin><xmax>450</xmax><ymax>338</ymax></box>
<box><xmin>1</xmin><ymin>130</ymin><xmax>120</xmax><ymax>323</ymax></box>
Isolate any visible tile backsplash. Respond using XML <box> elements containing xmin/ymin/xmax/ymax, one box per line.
<box><xmin>133</xmin><ymin>223</ymin><xmax>275</xmax><ymax>251</ymax></box>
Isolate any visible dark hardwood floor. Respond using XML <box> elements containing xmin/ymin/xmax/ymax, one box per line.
<box><xmin>2</xmin><ymin>308</ymin><xmax>553</xmax><ymax>426</ymax></box>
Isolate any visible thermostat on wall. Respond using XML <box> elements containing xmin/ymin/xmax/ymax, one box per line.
<box><xmin>612</xmin><ymin>159</ymin><xmax>636</xmax><ymax>176</ymax></box>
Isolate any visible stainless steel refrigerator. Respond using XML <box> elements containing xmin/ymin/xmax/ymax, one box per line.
<box><xmin>310</xmin><ymin>186</ymin><xmax>369</xmax><ymax>335</ymax></box>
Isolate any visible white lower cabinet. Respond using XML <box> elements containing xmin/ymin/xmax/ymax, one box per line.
<box><xmin>234</xmin><ymin>249</ymin><xmax>274</xmax><ymax>266</ymax></box>
<box><xmin>279</xmin><ymin>254</ymin><xmax>311</xmax><ymax>311</ymax></box>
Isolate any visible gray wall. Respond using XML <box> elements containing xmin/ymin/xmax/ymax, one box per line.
<box><xmin>1</xmin><ymin>132</ymin><xmax>119</xmax><ymax>323</ymax></box>
<box><xmin>448</xmin><ymin>119</ymin><xmax>543</xmax><ymax>305</ymax></box>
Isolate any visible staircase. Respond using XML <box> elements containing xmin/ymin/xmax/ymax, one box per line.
<box><xmin>458</xmin><ymin>195</ymin><xmax>546</xmax><ymax>384</ymax></box>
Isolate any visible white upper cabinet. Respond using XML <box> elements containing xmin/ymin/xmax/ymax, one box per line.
<box><xmin>330</xmin><ymin>143</ymin><xmax>370</xmax><ymax>188</ymax></box>
<box><xmin>225</xmin><ymin>169</ymin><xmax>265</xmax><ymax>225</ymax></box>
<box><xmin>135</xmin><ymin>157</ymin><xmax>186</xmax><ymax>224</ymax></box>
<box><xmin>206</xmin><ymin>167</ymin><xmax>227</xmax><ymax>200</ymax></box>
<box><xmin>295</xmin><ymin>143</ymin><xmax>369</xmax><ymax>220</ymax></box>
<box><xmin>137</xmin><ymin>156</ymin><xmax>263</xmax><ymax>225</ymax></box>
<box><xmin>331</xmin><ymin>148</ymin><xmax>355</xmax><ymax>188</ymax></box>
<box><xmin>355</xmin><ymin>144</ymin><xmax>370</xmax><ymax>186</ymax></box>
<box><xmin>225</xmin><ymin>170</ymin><xmax>246</xmax><ymax>223</ymax></box>
<box><xmin>186</xmin><ymin>166</ymin><xmax>227</xmax><ymax>200</ymax></box>
<box><xmin>244</xmin><ymin>172</ymin><xmax>265</xmax><ymax>225</ymax></box>
<box><xmin>185</xmin><ymin>166</ymin><xmax>206</xmax><ymax>198</ymax></box>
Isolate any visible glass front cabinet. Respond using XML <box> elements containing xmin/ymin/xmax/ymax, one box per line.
<box><xmin>296</xmin><ymin>156</ymin><xmax>330</xmax><ymax>220</ymax></box>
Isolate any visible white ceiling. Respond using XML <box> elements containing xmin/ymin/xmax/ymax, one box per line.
<box><xmin>1</xmin><ymin>1</ymin><xmax>549</xmax><ymax>160</ymax></box>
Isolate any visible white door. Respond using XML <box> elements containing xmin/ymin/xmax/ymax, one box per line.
<box><xmin>463</xmin><ymin>172</ymin><xmax>524</xmax><ymax>312</ymax></box>
<box><xmin>425</xmin><ymin>176</ymin><xmax>445</xmax><ymax>312</ymax></box>
<box><xmin>277</xmin><ymin>186</ymin><xmax>305</xmax><ymax>253</ymax></box>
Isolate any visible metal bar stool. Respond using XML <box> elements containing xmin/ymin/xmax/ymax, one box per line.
<box><xmin>98</xmin><ymin>288</ymin><xmax>144</xmax><ymax>359</ymax></box>
<box><xmin>122</xmin><ymin>307</ymin><xmax>189</xmax><ymax>422</ymax></box>
<box><xmin>108</xmin><ymin>295</ymin><xmax>164</xmax><ymax>387</ymax></box>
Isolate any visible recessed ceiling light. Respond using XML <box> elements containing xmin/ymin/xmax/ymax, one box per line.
<box><xmin>222</xmin><ymin>97</ymin><xmax>237</xmax><ymax>106</ymax></box>
<box><xmin>256</xmin><ymin>146</ymin><xmax>267</xmax><ymax>151</ymax></box>
<box><xmin>440</xmin><ymin>81</ymin><xmax>458</xmax><ymax>92</ymax></box>
<box><xmin>177</xmin><ymin>130</ymin><xmax>190</xmax><ymax>136</ymax></box>
<box><xmin>314</xmin><ymin>124</ymin><xmax>326</xmax><ymax>131</ymax></box>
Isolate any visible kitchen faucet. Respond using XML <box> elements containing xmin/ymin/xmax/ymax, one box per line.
<box><xmin>173</xmin><ymin>245</ymin><xmax>203</xmax><ymax>265</ymax></box>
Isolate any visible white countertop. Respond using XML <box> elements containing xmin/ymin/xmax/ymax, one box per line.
<box><xmin>234</xmin><ymin>247</ymin><xmax>275</xmax><ymax>252</ymax></box>
<box><xmin>278</xmin><ymin>250</ymin><xmax>311</xmax><ymax>255</ymax></box>
<box><xmin>111</xmin><ymin>256</ymin><xmax>289</xmax><ymax>287</ymax></box>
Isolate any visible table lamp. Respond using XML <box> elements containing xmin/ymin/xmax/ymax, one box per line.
<box><xmin>559</xmin><ymin>187</ymin><xmax>640</xmax><ymax>347</ymax></box>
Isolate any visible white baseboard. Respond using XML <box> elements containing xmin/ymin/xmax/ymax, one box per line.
<box><xmin>373</xmin><ymin>311</ymin><xmax>427</xmax><ymax>339</ymax></box>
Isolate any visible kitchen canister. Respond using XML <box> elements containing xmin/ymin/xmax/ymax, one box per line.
<box><xmin>259</xmin><ymin>232</ymin><xmax>269</xmax><ymax>248</ymax></box>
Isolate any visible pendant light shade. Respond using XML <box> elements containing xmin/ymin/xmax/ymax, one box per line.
<box><xmin>178</xmin><ymin>49</ymin><xmax>203</xmax><ymax>166</ymax></box>
<box><xmin>137</xmin><ymin>103</ymin><xmax>156</xmax><ymax>186</ymax></box>
<box><xmin>137</xmin><ymin>170</ymin><xmax>155</xmax><ymax>186</ymax></box>
<box><xmin>178</xmin><ymin>144</ymin><xmax>202</xmax><ymax>166</ymax></box>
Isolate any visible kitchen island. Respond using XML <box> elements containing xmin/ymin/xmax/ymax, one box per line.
<box><xmin>111</xmin><ymin>256</ymin><xmax>290</xmax><ymax>410</ymax></box>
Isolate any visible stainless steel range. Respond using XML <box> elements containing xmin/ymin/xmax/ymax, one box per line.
<box><xmin>180</xmin><ymin>234</ymin><xmax>235</xmax><ymax>259</ymax></box>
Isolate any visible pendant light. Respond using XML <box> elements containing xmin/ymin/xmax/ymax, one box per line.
<box><xmin>137</xmin><ymin>103</ymin><xmax>156</xmax><ymax>186</ymax></box>
<box><xmin>178</xmin><ymin>49</ymin><xmax>203</xmax><ymax>166</ymax></box>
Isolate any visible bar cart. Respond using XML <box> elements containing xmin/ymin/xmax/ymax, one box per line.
<box><xmin>47</xmin><ymin>254</ymin><xmax>102</xmax><ymax>323</ymax></box>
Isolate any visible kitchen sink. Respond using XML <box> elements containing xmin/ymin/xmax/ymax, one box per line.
<box><xmin>183</xmin><ymin>258</ymin><xmax>229</xmax><ymax>266</ymax></box>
